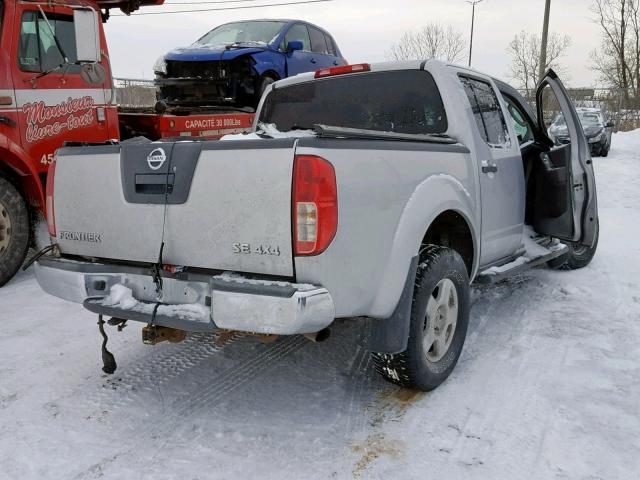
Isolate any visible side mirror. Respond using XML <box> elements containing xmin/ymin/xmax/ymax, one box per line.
<box><xmin>605</xmin><ymin>121</ymin><xmax>614</xmax><ymax>128</ymax></box>
<box><xmin>74</xmin><ymin>8</ymin><xmax>101</xmax><ymax>63</ymax></box>
<box><xmin>286</xmin><ymin>40</ymin><xmax>304</xmax><ymax>52</ymax></box>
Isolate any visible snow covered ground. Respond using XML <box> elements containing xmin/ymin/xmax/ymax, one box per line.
<box><xmin>1</xmin><ymin>131</ymin><xmax>640</xmax><ymax>480</ymax></box>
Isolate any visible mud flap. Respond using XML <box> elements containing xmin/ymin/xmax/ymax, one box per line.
<box><xmin>360</xmin><ymin>255</ymin><xmax>418</xmax><ymax>354</ymax></box>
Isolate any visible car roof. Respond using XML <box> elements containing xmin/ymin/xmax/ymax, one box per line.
<box><xmin>213</xmin><ymin>19</ymin><xmax>336</xmax><ymax>37</ymax></box>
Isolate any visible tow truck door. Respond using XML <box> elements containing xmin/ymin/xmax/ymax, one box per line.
<box><xmin>12</xmin><ymin>4</ymin><xmax>111</xmax><ymax>172</ymax></box>
<box><xmin>0</xmin><ymin>0</ymin><xmax>23</xmax><ymax>147</ymax></box>
<box><xmin>535</xmin><ymin>70</ymin><xmax>598</xmax><ymax>246</ymax></box>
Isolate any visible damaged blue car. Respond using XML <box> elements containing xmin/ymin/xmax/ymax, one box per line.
<box><xmin>153</xmin><ymin>19</ymin><xmax>346</xmax><ymax>110</ymax></box>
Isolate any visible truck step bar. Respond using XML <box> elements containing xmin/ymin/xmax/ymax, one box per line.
<box><xmin>475</xmin><ymin>243</ymin><xmax>569</xmax><ymax>284</ymax></box>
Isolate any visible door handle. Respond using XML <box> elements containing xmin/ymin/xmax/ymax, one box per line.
<box><xmin>310</xmin><ymin>58</ymin><xmax>317</xmax><ymax>64</ymax></box>
<box><xmin>0</xmin><ymin>115</ymin><xmax>16</xmax><ymax>127</ymax></box>
<box><xmin>481</xmin><ymin>161</ymin><xmax>498</xmax><ymax>174</ymax></box>
<box><xmin>333</xmin><ymin>61</ymin><xmax>339</xmax><ymax>66</ymax></box>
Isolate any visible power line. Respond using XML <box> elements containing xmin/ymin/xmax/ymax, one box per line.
<box><xmin>112</xmin><ymin>0</ymin><xmax>333</xmax><ymax>16</ymax></box>
<box><xmin>164</xmin><ymin>0</ymin><xmax>265</xmax><ymax>4</ymax></box>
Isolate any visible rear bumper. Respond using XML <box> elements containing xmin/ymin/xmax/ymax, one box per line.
<box><xmin>34</xmin><ymin>257</ymin><xmax>335</xmax><ymax>335</ymax></box>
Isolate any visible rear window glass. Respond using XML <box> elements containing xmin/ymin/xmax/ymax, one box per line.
<box><xmin>259</xmin><ymin>70</ymin><xmax>447</xmax><ymax>135</ymax></box>
<box><xmin>309</xmin><ymin>27</ymin><xmax>329</xmax><ymax>54</ymax></box>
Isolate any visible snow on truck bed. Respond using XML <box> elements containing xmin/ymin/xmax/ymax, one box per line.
<box><xmin>220</xmin><ymin>123</ymin><xmax>316</xmax><ymax>140</ymax></box>
<box><xmin>1</xmin><ymin>131</ymin><xmax>640</xmax><ymax>479</ymax></box>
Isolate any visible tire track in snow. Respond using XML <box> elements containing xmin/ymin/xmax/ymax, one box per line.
<box><xmin>96</xmin><ymin>335</ymin><xmax>309</xmax><ymax>477</ymax></box>
<box><xmin>438</xmin><ymin>275</ymin><xmax>553</xmax><ymax>474</ymax></box>
<box><xmin>83</xmin><ymin>332</ymin><xmax>237</xmax><ymax>410</ymax></box>
<box><xmin>170</xmin><ymin>335</ymin><xmax>307</xmax><ymax>417</ymax></box>
<box><xmin>342</xmin><ymin>345</ymin><xmax>375</xmax><ymax>438</ymax></box>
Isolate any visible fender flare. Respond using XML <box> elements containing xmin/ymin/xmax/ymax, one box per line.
<box><xmin>369</xmin><ymin>174</ymin><xmax>479</xmax><ymax>319</ymax></box>
<box><xmin>0</xmin><ymin>133</ymin><xmax>45</xmax><ymax>210</ymax></box>
<box><xmin>364</xmin><ymin>174</ymin><xmax>479</xmax><ymax>353</ymax></box>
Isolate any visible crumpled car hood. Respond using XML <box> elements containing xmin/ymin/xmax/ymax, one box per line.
<box><xmin>164</xmin><ymin>44</ymin><xmax>272</xmax><ymax>62</ymax></box>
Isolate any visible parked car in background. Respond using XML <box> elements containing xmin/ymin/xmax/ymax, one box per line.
<box><xmin>153</xmin><ymin>19</ymin><xmax>346</xmax><ymax>110</ymax></box>
<box><xmin>548</xmin><ymin>107</ymin><xmax>614</xmax><ymax>156</ymax></box>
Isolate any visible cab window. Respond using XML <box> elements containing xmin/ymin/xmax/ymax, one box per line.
<box><xmin>504</xmin><ymin>96</ymin><xmax>534</xmax><ymax>145</ymax></box>
<box><xmin>460</xmin><ymin>75</ymin><xmax>511</xmax><ymax>148</ymax></box>
<box><xmin>18</xmin><ymin>11</ymin><xmax>79</xmax><ymax>73</ymax></box>
<box><xmin>284</xmin><ymin>23</ymin><xmax>311</xmax><ymax>52</ymax></box>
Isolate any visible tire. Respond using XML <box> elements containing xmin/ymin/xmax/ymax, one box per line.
<box><xmin>601</xmin><ymin>146</ymin><xmax>609</xmax><ymax>157</ymax></box>
<box><xmin>0</xmin><ymin>177</ymin><xmax>30</xmax><ymax>287</ymax></box>
<box><xmin>548</xmin><ymin>221</ymin><xmax>599</xmax><ymax>270</ymax></box>
<box><xmin>255</xmin><ymin>76</ymin><xmax>276</xmax><ymax>106</ymax></box>
<box><xmin>372</xmin><ymin>245</ymin><xmax>470</xmax><ymax>391</ymax></box>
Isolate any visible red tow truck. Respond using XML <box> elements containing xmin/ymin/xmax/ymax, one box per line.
<box><xmin>0</xmin><ymin>0</ymin><xmax>254</xmax><ymax>285</ymax></box>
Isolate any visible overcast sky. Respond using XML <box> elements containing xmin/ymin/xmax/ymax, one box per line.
<box><xmin>104</xmin><ymin>0</ymin><xmax>602</xmax><ymax>87</ymax></box>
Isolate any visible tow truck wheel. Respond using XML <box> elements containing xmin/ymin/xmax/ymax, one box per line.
<box><xmin>0</xmin><ymin>177</ymin><xmax>30</xmax><ymax>287</ymax></box>
<box><xmin>371</xmin><ymin>245</ymin><xmax>470</xmax><ymax>391</ymax></box>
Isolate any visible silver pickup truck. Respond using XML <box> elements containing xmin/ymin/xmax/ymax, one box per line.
<box><xmin>34</xmin><ymin>60</ymin><xmax>598</xmax><ymax>391</ymax></box>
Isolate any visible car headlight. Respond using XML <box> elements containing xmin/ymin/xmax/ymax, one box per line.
<box><xmin>153</xmin><ymin>56</ymin><xmax>167</xmax><ymax>75</ymax></box>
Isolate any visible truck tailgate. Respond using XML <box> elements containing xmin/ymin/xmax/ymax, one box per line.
<box><xmin>53</xmin><ymin>139</ymin><xmax>296</xmax><ymax>277</ymax></box>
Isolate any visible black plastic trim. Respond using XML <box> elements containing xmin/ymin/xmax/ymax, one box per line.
<box><xmin>361</xmin><ymin>255</ymin><xmax>419</xmax><ymax>354</ymax></box>
<box><xmin>296</xmin><ymin>137</ymin><xmax>470</xmax><ymax>153</ymax></box>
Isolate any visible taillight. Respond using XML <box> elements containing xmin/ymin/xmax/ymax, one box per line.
<box><xmin>46</xmin><ymin>159</ymin><xmax>56</xmax><ymax>236</ymax></box>
<box><xmin>292</xmin><ymin>155</ymin><xmax>337</xmax><ymax>256</ymax></box>
<box><xmin>314</xmin><ymin>63</ymin><xmax>370</xmax><ymax>79</ymax></box>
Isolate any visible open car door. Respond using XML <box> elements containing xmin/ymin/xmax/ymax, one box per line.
<box><xmin>533</xmin><ymin>69</ymin><xmax>598</xmax><ymax>247</ymax></box>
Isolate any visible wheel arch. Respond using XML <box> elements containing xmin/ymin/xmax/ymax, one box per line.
<box><xmin>420</xmin><ymin>209</ymin><xmax>476</xmax><ymax>277</ymax></box>
<box><xmin>0</xmin><ymin>141</ymin><xmax>45</xmax><ymax>212</ymax></box>
<box><xmin>369</xmin><ymin>174</ymin><xmax>479</xmax><ymax>319</ymax></box>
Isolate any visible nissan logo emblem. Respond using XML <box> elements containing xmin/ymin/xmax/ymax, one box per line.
<box><xmin>147</xmin><ymin>148</ymin><xmax>167</xmax><ymax>170</ymax></box>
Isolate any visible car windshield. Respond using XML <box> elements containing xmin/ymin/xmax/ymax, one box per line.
<box><xmin>196</xmin><ymin>21</ymin><xmax>286</xmax><ymax>46</ymax></box>
<box><xmin>259</xmin><ymin>70</ymin><xmax>448</xmax><ymax>135</ymax></box>
<box><xmin>579</xmin><ymin>112</ymin><xmax>603</xmax><ymax>127</ymax></box>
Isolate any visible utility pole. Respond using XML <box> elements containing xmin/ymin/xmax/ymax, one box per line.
<box><xmin>467</xmin><ymin>0</ymin><xmax>484</xmax><ymax>67</ymax></box>
<box><xmin>539</xmin><ymin>0</ymin><xmax>551</xmax><ymax>82</ymax></box>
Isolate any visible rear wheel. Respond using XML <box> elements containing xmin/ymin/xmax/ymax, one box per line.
<box><xmin>372</xmin><ymin>245</ymin><xmax>470</xmax><ymax>391</ymax></box>
<box><xmin>0</xmin><ymin>177</ymin><xmax>30</xmax><ymax>287</ymax></box>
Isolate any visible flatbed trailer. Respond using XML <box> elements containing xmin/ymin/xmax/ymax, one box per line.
<box><xmin>119</xmin><ymin>110</ymin><xmax>255</xmax><ymax>140</ymax></box>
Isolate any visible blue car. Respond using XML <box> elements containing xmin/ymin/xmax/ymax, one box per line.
<box><xmin>153</xmin><ymin>19</ymin><xmax>346</xmax><ymax>110</ymax></box>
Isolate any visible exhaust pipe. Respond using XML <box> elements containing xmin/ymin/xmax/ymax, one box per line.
<box><xmin>303</xmin><ymin>328</ymin><xmax>331</xmax><ymax>343</ymax></box>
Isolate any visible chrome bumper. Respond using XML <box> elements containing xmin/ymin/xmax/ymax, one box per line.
<box><xmin>34</xmin><ymin>257</ymin><xmax>335</xmax><ymax>335</ymax></box>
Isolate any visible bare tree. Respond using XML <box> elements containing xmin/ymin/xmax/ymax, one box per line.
<box><xmin>387</xmin><ymin>23</ymin><xmax>466</xmax><ymax>63</ymax></box>
<box><xmin>590</xmin><ymin>0</ymin><xmax>639</xmax><ymax>99</ymax></box>
<box><xmin>507</xmin><ymin>31</ymin><xmax>571</xmax><ymax>99</ymax></box>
